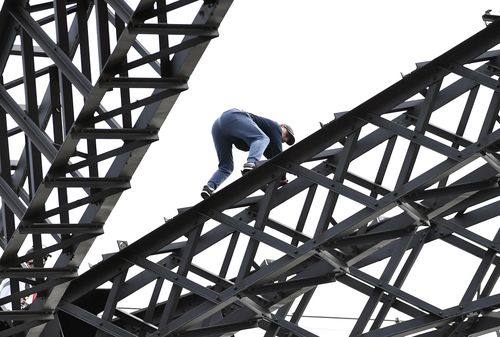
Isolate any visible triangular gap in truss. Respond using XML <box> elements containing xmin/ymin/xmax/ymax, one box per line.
<box><xmin>404</xmin><ymin>91</ymin><xmax>426</xmax><ymax>104</ymax></box>
<box><xmin>490</xmin><ymin>265</ymin><xmax>500</xmax><ymax>296</ymax></box>
<box><xmin>252</xmin><ymin>241</ymin><xmax>297</xmax><ymax>273</ymax></box>
<box><xmin>307</xmin><ymin>279</ymin><xmax>383</xmax><ymax>333</ymax></box>
<box><xmin>462</xmin><ymin>59</ymin><xmax>495</xmax><ymax>73</ymax></box>
<box><xmin>110</xmin><ymin>277</ymin><xmax>163</xmax><ymax>316</ymax></box>
<box><xmin>357</xmin><ymin>252</ymin><xmax>397</xmax><ymax>281</ymax></box>
<box><xmin>456</xmin><ymin>195</ymin><xmax>500</xmax><ymax>224</ymax></box>
<box><xmin>357</xmin><ymin>115</ymin><xmax>382</xmax><ymax>141</ymax></box>
<box><xmin>407</xmin><ymin>146</ymin><xmax>449</xmax><ymax>183</ymax></box>
<box><xmin>439</xmin><ymin>68</ymin><xmax>466</xmax><ymax>91</ymax></box>
<box><xmin>465</xmin><ymin>86</ymin><xmax>498</xmax><ymax>141</ymax></box>
<box><xmin>347</xmin><ymin>140</ymin><xmax>398</xmax><ymax>194</ymax></box>
<box><xmin>189</xmin><ymin>233</ymin><xmax>238</xmax><ymax>276</ymax></box>
<box><xmin>333</xmin><ymin>191</ymin><xmax>370</xmax><ymax>225</ymax></box>
<box><xmin>2</xmin><ymin>60</ymin><xmax>25</xmax><ymax>95</ymax></box>
<box><xmin>401</xmin><ymin>236</ymin><xmax>483</xmax><ymax>309</ymax></box>
<box><xmin>464</xmin><ymin>207</ymin><xmax>500</xmax><ymax>240</ymax></box>
<box><xmin>266</xmin><ymin>204</ymin><xmax>311</xmax><ymax>242</ymax></box>
<box><xmin>425</xmin><ymin>93</ymin><xmax>469</xmax><ymax>143</ymax></box>
<box><xmin>297</xmin><ymin>157</ymin><xmax>334</xmax><ymax>176</ymax></box>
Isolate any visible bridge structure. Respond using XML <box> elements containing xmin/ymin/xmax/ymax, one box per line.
<box><xmin>0</xmin><ymin>1</ymin><xmax>500</xmax><ymax>337</ymax></box>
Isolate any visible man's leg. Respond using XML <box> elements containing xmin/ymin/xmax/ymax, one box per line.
<box><xmin>207</xmin><ymin>119</ymin><xmax>233</xmax><ymax>190</ymax></box>
<box><xmin>226</xmin><ymin>111</ymin><xmax>269</xmax><ymax>164</ymax></box>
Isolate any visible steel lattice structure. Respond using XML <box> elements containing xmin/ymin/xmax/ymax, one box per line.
<box><xmin>1</xmin><ymin>1</ymin><xmax>500</xmax><ymax>337</ymax></box>
<box><xmin>0</xmin><ymin>0</ymin><xmax>232</xmax><ymax>336</ymax></box>
<box><xmin>37</xmin><ymin>13</ymin><xmax>500</xmax><ymax>337</ymax></box>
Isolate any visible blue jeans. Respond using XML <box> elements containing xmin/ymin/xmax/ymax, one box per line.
<box><xmin>207</xmin><ymin>108</ymin><xmax>270</xmax><ymax>189</ymax></box>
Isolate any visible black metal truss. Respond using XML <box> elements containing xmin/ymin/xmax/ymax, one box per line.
<box><xmin>47</xmin><ymin>15</ymin><xmax>500</xmax><ymax>337</ymax></box>
<box><xmin>0</xmin><ymin>0</ymin><xmax>232</xmax><ymax>336</ymax></box>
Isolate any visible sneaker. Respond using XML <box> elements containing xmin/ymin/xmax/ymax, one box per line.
<box><xmin>201</xmin><ymin>185</ymin><xmax>214</xmax><ymax>199</ymax></box>
<box><xmin>242</xmin><ymin>162</ymin><xmax>256</xmax><ymax>175</ymax></box>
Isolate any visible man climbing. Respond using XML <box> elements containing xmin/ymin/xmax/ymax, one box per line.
<box><xmin>0</xmin><ymin>248</ymin><xmax>50</xmax><ymax>311</ymax></box>
<box><xmin>201</xmin><ymin>108</ymin><xmax>295</xmax><ymax>199</ymax></box>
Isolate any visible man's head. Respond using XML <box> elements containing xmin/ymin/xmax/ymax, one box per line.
<box><xmin>26</xmin><ymin>247</ymin><xmax>50</xmax><ymax>267</ymax></box>
<box><xmin>280</xmin><ymin>124</ymin><xmax>295</xmax><ymax>146</ymax></box>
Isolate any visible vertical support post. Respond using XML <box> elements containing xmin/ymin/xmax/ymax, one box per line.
<box><xmin>0</xmin><ymin>104</ymin><xmax>15</xmax><ymax>243</ymax></box>
<box><xmin>49</xmin><ymin>66</ymin><xmax>69</xmax><ymax>241</ymax></box>
<box><xmin>21</xmin><ymin>28</ymin><xmax>44</xmax><ymax>268</ymax></box>
<box><xmin>77</xmin><ymin>0</ymin><xmax>92</xmax><ymax>81</ymax></box>
<box><xmin>54</xmin><ymin>0</ymin><xmax>75</xmax><ymax>135</ymax></box>
<box><xmin>95</xmin><ymin>0</ymin><xmax>111</xmax><ymax>72</ymax></box>
<box><xmin>115</xmin><ymin>12</ymin><xmax>132</xmax><ymax>128</ymax></box>
<box><xmin>157</xmin><ymin>0</ymin><xmax>171</xmax><ymax>77</ymax></box>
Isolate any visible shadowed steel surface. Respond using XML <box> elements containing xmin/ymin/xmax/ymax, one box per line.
<box><xmin>0</xmin><ymin>0</ymin><xmax>232</xmax><ymax>336</ymax></box>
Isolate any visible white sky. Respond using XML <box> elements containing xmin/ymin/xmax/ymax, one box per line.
<box><xmin>2</xmin><ymin>0</ymin><xmax>500</xmax><ymax>336</ymax></box>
